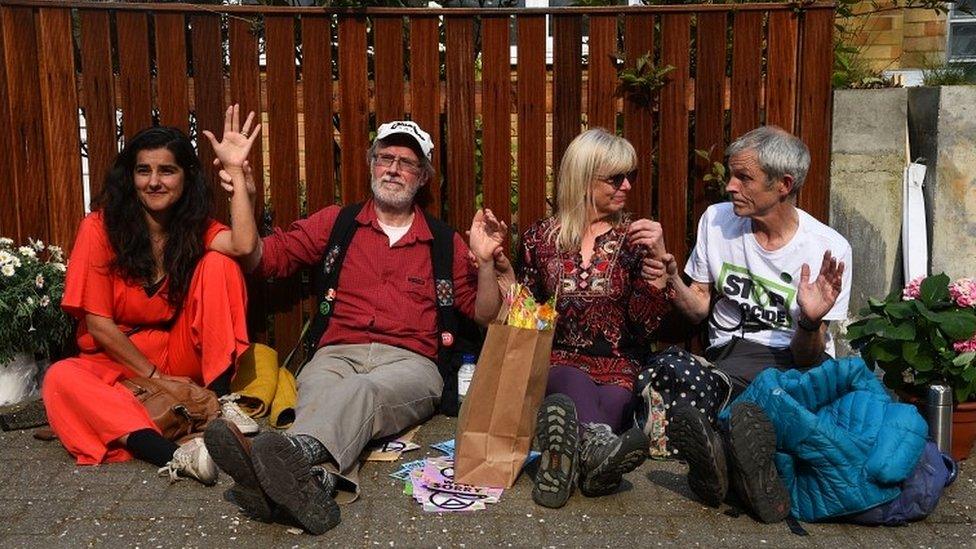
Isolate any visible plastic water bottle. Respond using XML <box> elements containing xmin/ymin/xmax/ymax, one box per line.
<box><xmin>457</xmin><ymin>354</ymin><xmax>477</xmax><ymax>403</ymax></box>
<box><xmin>927</xmin><ymin>384</ymin><xmax>953</xmax><ymax>454</ymax></box>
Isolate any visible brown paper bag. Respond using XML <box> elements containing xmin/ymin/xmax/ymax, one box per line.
<box><xmin>454</xmin><ymin>322</ymin><xmax>554</xmax><ymax>488</ymax></box>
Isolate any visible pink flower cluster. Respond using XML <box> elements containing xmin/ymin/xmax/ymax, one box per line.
<box><xmin>903</xmin><ymin>276</ymin><xmax>924</xmax><ymax>300</ymax></box>
<box><xmin>949</xmin><ymin>277</ymin><xmax>976</xmax><ymax>308</ymax></box>
<box><xmin>953</xmin><ymin>337</ymin><xmax>976</xmax><ymax>354</ymax></box>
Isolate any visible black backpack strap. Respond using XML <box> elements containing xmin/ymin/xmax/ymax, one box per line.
<box><xmin>424</xmin><ymin>212</ymin><xmax>459</xmax><ymax>356</ymax></box>
<box><xmin>301</xmin><ymin>202</ymin><xmax>365</xmax><ymax>367</ymax></box>
<box><xmin>424</xmin><ymin>212</ymin><xmax>465</xmax><ymax>415</ymax></box>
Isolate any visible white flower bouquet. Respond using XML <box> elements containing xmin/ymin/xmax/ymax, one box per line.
<box><xmin>0</xmin><ymin>237</ymin><xmax>73</xmax><ymax>365</ymax></box>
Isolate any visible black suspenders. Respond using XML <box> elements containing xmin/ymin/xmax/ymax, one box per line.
<box><xmin>299</xmin><ymin>203</ymin><xmax>460</xmax><ymax>387</ymax></box>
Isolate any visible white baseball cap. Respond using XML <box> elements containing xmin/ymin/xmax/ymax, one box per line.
<box><xmin>375</xmin><ymin>120</ymin><xmax>434</xmax><ymax>161</ymax></box>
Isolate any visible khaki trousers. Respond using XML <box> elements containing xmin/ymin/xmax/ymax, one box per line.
<box><xmin>289</xmin><ymin>343</ymin><xmax>442</xmax><ymax>502</ymax></box>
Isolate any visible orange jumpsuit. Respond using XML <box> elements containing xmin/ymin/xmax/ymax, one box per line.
<box><xmin>43</xmin><ymin>212</ymin><xmax>249</xmax><ymax>464</ymax></box>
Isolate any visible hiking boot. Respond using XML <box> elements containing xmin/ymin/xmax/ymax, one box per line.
<box><xmin>251</xmin><ymin>431</ymin><xmax>341</xmax><ymax>535</ymax></box>
<box><xmin>204</xmin><ymin>419</ymin><xmax>274</xmax><ymax>522</ymax></box>
<box><xmin>219</xmin><ymin>394</ymin><xmax>259</xmax><ymax>435</ymax></box>
<box><xmin>578</xmin><ymin>423</ymin><xmax>648</xmax><ymax>497</ymax></box>
<box><xmin>532</xmin><ymin>393</ymin><xmax>580</xmax><ymax>508</ymax></box>
<box><xmin>158</xmin><ymin>436</ymin><xmax>218</xmax><ymax>486</ymax></box>
<box><xmin>725</xmin><ymin>402</ymin><xmax>790</xmax><ymax>523</ymax></box>
<box><xmin>311</xmin><ymin>465</ymin><xmax>339</xmax><ymax>498</ymax></box>
<box><xmin>668</xmin><ymin>404</ymin><xmax>728</xmax><ymax>507</ymax></box>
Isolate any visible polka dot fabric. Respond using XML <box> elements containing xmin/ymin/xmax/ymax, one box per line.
<box><xmin>634</xmin><ymin>346</ymin><xmax>732</xmax><ymax>456</ymax></box>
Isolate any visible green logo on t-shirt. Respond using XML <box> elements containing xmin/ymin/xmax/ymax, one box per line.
<box><xmin>716</xmin><ymin>263</ymin><xmax>796</xmax><ymax>331</ymax></box>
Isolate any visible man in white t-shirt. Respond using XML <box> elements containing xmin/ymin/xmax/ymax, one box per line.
<box><xmin>652</xmin><ymin>125</ymin><xmax>851</xmax><ymax>396</ymax></box>
<box><xmin>641</xmin><ymin>126</ymin><xmax>851</xmax><ymax>522</ymax></box>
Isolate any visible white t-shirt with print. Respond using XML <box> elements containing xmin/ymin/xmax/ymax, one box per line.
<box><xmin>684</xmin><ymin>202</ymin><xmax>852</xmax><ymax>355</ymax></box>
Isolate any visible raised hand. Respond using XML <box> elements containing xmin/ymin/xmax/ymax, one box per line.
<box><xmin>468</xmin><ymin>208</ymin><xmax>507</xmax><ymax>263</ymax></box>
<box><xmin>797</xmin><ymin>250</ymin><xmax>845</xmax><ymax>324</ymax></box>
<box><xmin>467</xmin><ymin>245</ymin><xmax>516</xmax><ymax>292</ymax></box>
<box><xmin>202</xmin><ymin>104</ymin><xmax>261</xmax><ymax>171</ymax></box>
<box><xmin>627</xmin><ymin>218</ymin><xmax>666</xmax><ymax>257</ymax></box>
<box><xmin>214</xmin><ymin>158</ymin><xmax>256</xmax><ymax>197</ymax></box>
<box><xmin>492</xmin><ymin>245</ymin><xmax>516</xmax><ymax>290</ymax></box>
<box><xmin>641</xmin><ymin>252</ymin><xmax>678</xmax><ymax>282</ymax></box>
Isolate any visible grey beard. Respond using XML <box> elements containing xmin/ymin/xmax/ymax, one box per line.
<box><xmin>371</xmin><ymin>177</ymin><xmax>418</xmax><ymax>211</ymax></box>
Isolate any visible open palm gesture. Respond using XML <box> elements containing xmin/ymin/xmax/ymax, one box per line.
<box><xmin>468</xmin><ymin>208</ymin><xmax>507</xmax><ymax>263</ymax></box>
<box><xmin>202</xmin><ymin>104</ymin><xmax>261</xmax><ymax>171</ymax></box>
<box><xmin>797</xmin><ymin>250</ymin><xmax>845</xmax><ymax>324</ymax></box>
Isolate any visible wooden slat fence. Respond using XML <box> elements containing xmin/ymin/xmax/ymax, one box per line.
<box><xmin>0</xmin><ymin>1</ymin><xmax>835</xmax><ymax>355</ymax></box>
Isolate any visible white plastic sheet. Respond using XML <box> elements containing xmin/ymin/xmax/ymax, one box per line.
<box><xmin>0</xmin><ymin>353</ymin><xmax>39</xmax><ymax>406</ymax></box>
<box><xmin>902</xmin><ymin>162</ymin><xmax>928</xmax><ymax>282</ymax></box>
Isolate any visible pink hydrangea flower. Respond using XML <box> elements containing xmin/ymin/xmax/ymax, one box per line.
<box><xmin>903</xmin><ymin>275</ymin><xmax>924</xmax><ymax>300</ymax></box>
<box><xmin>949</xmin><ymin>278</ymin><xmax>976</xmax><ymax>308</ymax></box>
<box><xmin>953</xmin><ymin>338</ymin><xmax>976</xmax><ymax>353</ymax></box>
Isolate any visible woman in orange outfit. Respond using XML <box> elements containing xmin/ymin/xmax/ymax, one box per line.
<box><xmin>43</xmin><ymin>106</ymin><xmax>261</xmax><ymax>484</ymax></box>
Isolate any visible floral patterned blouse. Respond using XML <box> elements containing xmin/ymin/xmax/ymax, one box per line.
<box><xmin>517</xmin><ymin>217</ymin><xmax>674</xmax><ymax>391</ymax></box>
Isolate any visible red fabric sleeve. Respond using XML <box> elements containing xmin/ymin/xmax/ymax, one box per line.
<box><xmin>254</xmin><ymin>205</ymin><xmax>341</xmax><ymax>279</ymax></box>
<box><xmin>203</xmin><ymin>219</ymin><xmax>230</xmax><ymax>248</ymax></box>
<box><xmin>61</xmin><ymin>212</ymin><xmax>116</xmax><ymax>321</ymax></box>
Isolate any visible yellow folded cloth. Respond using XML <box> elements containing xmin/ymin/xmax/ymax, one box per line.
<box><xmin>269</xmin><ymin>366</ymin><xmax>297</xmax><ymax>429</ymax></box>
<box><xmin>230</xmin><ymin>344</ymin><xmax>280</xmax><ymax>418</ymax></box>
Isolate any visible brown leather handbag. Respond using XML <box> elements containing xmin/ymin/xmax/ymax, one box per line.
<box><xmin>121</xmin><ymin>377</ymin><xmax>221</xmax><ymax>443</ymax></box>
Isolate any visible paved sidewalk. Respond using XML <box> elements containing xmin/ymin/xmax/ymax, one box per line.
<box><xmin>1</xmin><ymin>415</ymin><xmax>973</xmax><ymax>548</ymax></box>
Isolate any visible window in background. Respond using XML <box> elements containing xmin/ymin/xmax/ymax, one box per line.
<box><xmin>948</xmin><ymin>0</ymin><xmax>976</xmax><ymax>62</ymax></box>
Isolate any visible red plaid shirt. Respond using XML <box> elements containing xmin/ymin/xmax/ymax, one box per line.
<box><xmin>256</xmin><ymin>200</ymin><xmax>479</xmax><ymax>359</ymax></box>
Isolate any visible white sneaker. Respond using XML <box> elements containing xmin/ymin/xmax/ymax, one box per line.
<box><xmin>158</xmin><ymin>437</ymin><xmax>219</xmax><ymax>486</ymax></box>
<box><xmin>219</xmin><ymin>393</ymin><xmax>259</xmax><ymax>435</ymax></box>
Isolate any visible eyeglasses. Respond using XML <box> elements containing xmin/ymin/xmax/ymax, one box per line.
<box><xmin>373</xmin><ymin>153</ymin><xmax>422</xmax><ymax>175</ymax></box>
<box><xmin>596</xmin><ymin>169</ymin><xmax>638</xmax><ymax>190</ymax></box>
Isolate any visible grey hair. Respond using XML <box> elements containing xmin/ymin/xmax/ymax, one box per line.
<box><xmin>367</xmin><ymin>138</ymin><xmax>435</xmax><ymax>182</ymax></box>
<box><xmin>726</xmin><ymin>126</ymin><xmax>810</xmax><ymax>197</ymax></box>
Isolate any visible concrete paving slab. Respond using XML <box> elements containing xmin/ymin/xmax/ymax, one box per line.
<box><xmin>1</xmin><ymin>414</ymin><xmax>973</xmax><ymax>548</ymax></box>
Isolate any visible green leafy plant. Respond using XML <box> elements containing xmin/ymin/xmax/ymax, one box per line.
<box><xmin>832</xmin><ymin>41</ymin><xmax>898</xmax><ymax>89</ymax></box>
<box><xmin>846</xmin><ymin>273</ymin><xmax>976</xmax><ymax>403</ymax></box>
<box><xmin>0</xmin><ymin>237</ymin><xmax>73</xmax><ymax>364</ymax></box>
<box><xmin>830</xmin><ymin>0</ymin><xmax>952</xmax><ymax>89</ymax></box>
<box><xmin>695</xmin><ymin>148</ymin><xmax>727</xmax><ymax>188</ymax></box>
<box><xmin>614</xmin><ymin>52</ymin><xmax>674</xmax><ymax>107</ymax></box>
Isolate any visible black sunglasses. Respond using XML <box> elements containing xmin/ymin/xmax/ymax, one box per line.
<box><xmin>597</xmin><ymin>169</ymin><xmax>638</xmax><ymax>190</ymax></box>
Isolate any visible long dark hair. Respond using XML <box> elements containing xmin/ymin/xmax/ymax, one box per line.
<box><xmin>93</xmin><ymin>126</ymin><xmax>213</xmax><ymax>308</ymax></box>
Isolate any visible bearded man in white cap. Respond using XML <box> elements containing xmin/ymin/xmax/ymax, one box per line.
<box><xmin>204</xmin><ymin>121</ymin><xmax>506</xmax><ymax>534</ymax></box>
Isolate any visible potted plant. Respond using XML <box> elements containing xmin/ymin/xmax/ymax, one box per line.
<box><xmin>0</xmin><ymin>237</ymin><xmax>73</xmax><ymax>406</ymax></box>
<box><xmin>846</xmin><ymin>273</ymin><xmax>976</xmax><ymax>461</ymax></box>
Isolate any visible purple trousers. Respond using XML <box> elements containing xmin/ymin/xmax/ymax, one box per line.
<box><xmin>546</xmin><ymin>365</ymin><xmax>634</xmax><ymax>434</ymax></box>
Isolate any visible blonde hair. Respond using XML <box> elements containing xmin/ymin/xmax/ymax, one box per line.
<box><xmin>548</xmin><ymin>128</ymin><xmax>637</xmax><ymax>252</ymax></box>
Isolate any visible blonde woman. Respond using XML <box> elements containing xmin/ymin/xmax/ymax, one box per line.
<box><xmin>517</xmin><ymin>128</ymin><xmax>673</xmax><ymax>508</ymax></box>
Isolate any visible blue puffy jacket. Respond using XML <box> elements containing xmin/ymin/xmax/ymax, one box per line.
<box><xmin>719</xmin><ymin>357</ymin><xmax>928</xmax><ymax>522</ymax></box>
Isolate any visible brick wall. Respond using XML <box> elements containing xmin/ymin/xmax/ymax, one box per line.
<box><xmin>847</xmin><ymin>1</ymin><xmax>947</xmax><ymax>70</ymax></box>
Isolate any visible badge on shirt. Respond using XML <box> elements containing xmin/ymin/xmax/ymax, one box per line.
<box><xmin>320</xmin><ymin>288</ymin><xmax>337</xmax><ymax>316</ymax></box>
